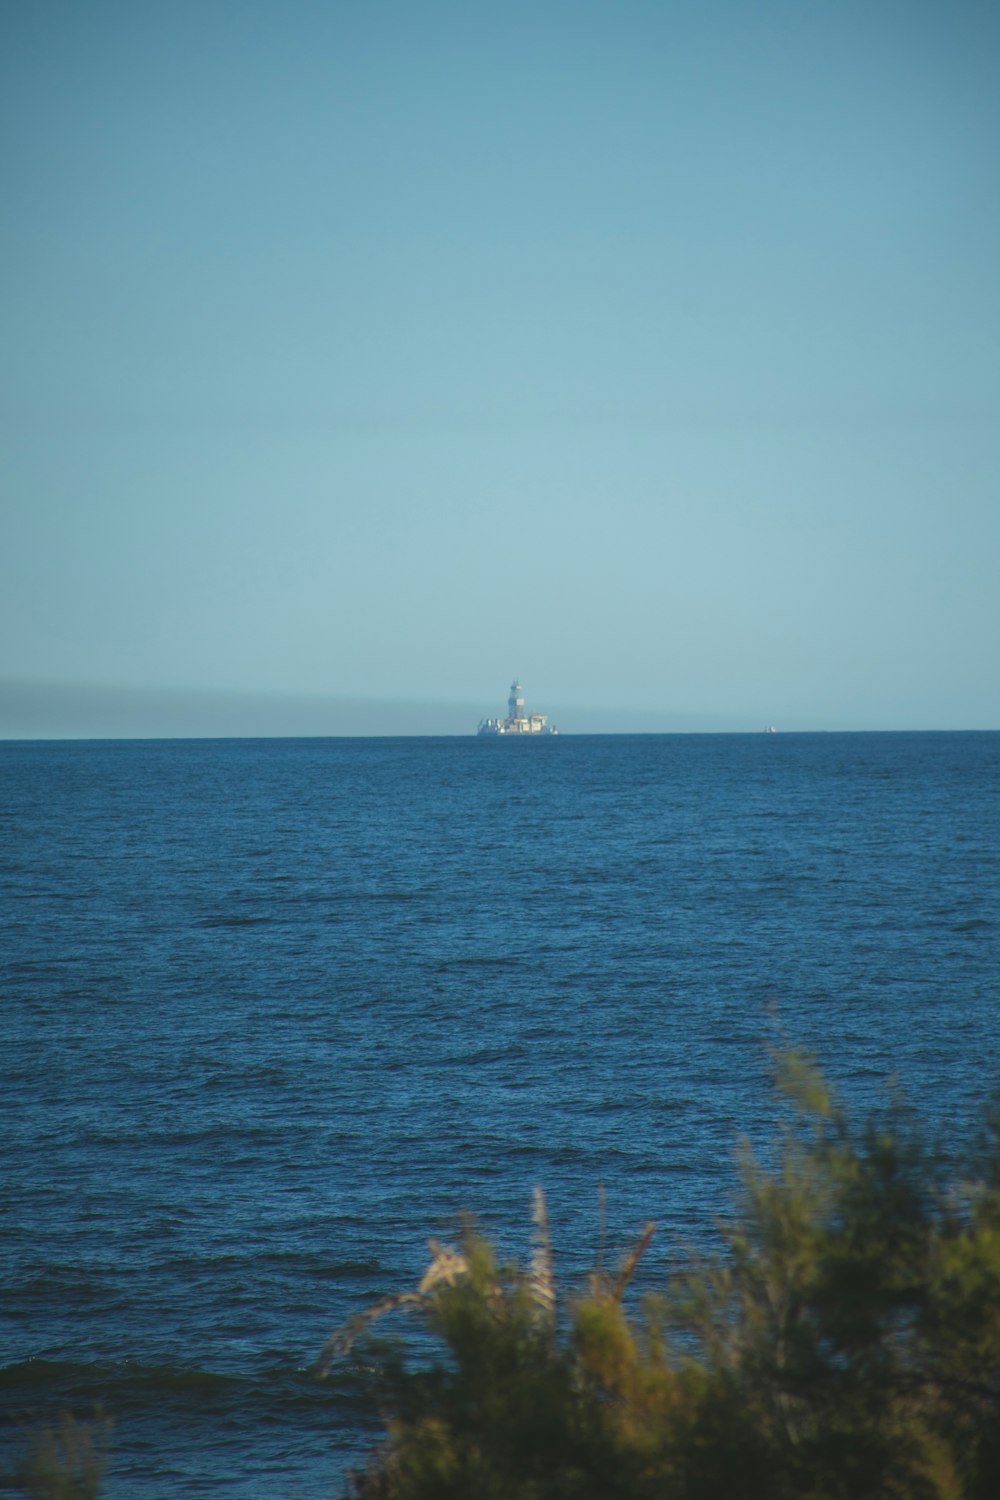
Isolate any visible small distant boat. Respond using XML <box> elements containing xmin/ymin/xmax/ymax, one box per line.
<box><xmin>477</xmin><ymin>680</ymin><xmax>558</xmax><ymax>736</ymax></box>
<box><xmin>764</xmin><ymin>725</ymin><xmax>777</xmax><ymax>734</ymax></box>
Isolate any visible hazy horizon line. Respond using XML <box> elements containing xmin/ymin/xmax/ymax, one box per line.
<box><xmin>1</xmin><ymin>677</ymin><xmax>996</xmax><ymax>739</ymax></box>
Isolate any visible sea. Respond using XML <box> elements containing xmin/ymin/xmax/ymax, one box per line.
<box><xmin>2</xmin><ymin>732</ymin><xmax>999</xmax><ymax>1497</ymax></box>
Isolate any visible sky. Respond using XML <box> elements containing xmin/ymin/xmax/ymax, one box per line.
<box><xmin>2</xmin><ymin>0</ymin><xmax>998</xmax><ymax>735</ymax></box>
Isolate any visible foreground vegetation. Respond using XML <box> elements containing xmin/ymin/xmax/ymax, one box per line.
<box><xmin>16</xmin><ymin>1412</ymin><xmax>111</xmax><ymax>1500</ymax></box>
<box><xmin>17</xmin><ymin>1054</ymin><xmax>1000</xmax><ymax>1497</ymax></box>
<box><xmin>325</xmin><ymin>1055</ymin><xmax>1000</xmax><ymax>1500</ymax></box>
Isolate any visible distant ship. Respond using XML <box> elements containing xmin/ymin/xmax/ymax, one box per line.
<box><xmin>477</xmin><ymin>680</ymin><xmax>559</xmax><ymax>736</ymax></box>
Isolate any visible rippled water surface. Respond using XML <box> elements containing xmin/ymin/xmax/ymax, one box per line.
<box><xmin>2</xmin><ymin>733</ymin><xmax>998</xmax><ymax>1495</ymax></box>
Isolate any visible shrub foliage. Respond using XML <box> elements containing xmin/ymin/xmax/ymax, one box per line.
<box><xmin>327</xmin><ymin>1055</ymin><xmax>1000</xmax><ymax>1500</ymax></box>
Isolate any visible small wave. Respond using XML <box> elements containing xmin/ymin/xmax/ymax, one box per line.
<box><xmin>202</xmin><ymin>1063</ymin><xmax>291</xmax><ymax>1088</ymax></box>
<box><xmin>9</xmin><ymin>1271</ymin><xmax>126</xmax><ymax>1308</ymax></box>
<box><xmin>432</xmin><ymin>955</ymin><xmax>512</xmax><ymax>970</ymax></box>
<box><xmin>439</xmin><ymin>1043</ymin><xmax>530</xmax><ymax>1067</ymax></box>
<box><xmin>0</xmin><ymin>1357</ymin><xmax>231</xmax><ymax>1399</ymax></box>
<box><xmin>196</xmin><ymin>915</ymin><xmax>274</xmax><ymax>928</ymax></box>
<box><xmin>105</xmin><ymin>1123</ymin><xmax>277</xmax><ymax>1149</ymax></box>
<box><xmin>0</xmin><ymin>1356</ymin><xmax>370</xmax><ymax>1418</ymax></box>
<box><xmin>364</xmin><ymin>890</ymin><xmax>429</xmax><ymax>904</ymax></box>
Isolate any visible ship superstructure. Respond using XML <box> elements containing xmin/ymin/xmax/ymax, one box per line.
<box><xmin>477</xmin><ymin>680</ymin><xmax>558</xmax><ymax>736</ymax></box>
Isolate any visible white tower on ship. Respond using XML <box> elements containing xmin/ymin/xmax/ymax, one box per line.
<box><xmin>476</xmin><ymin>678</ymin><xmax>557</xmax><ymax>735</ymax></box>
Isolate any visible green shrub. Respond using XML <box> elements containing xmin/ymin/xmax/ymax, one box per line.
<box><xmin>16</xmin><ymin>1411</ymin><xmax>112</xmax><ymax>1500</ymax></box>
<box><xmin>325</xmin><ymin>1055</ymin><xmax>1000</xmax><ymax>1500</ymax></box>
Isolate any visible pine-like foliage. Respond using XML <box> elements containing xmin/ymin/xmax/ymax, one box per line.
<box><xmin>329</xmin><ymin>1054</ymin><xmax>1000</xmax><ymax>1500</ymax></box>
<box><xmin>17</xmin><ymin>1411</ymin><xmax>112</xmax><ymax>1500</ymax></box>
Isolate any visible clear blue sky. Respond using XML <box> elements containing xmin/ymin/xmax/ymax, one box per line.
<box><xmin>2</xmin><ymin>0</ymin><xmax>998</xmax><ymax>734</ymax></box>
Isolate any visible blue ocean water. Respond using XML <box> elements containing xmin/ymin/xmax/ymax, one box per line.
<box><xmin>2</xmin><ymin>732</ymin><xmax>998</xmax><ymax>1496</ymax></box>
